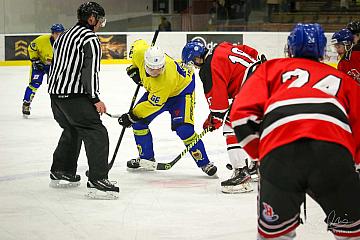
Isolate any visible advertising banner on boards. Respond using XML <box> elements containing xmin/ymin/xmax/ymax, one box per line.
<box><xmin>5</xmin><ymin>34</ymin><xmax>127</xmax><ymax>60</ymax></box>
<box><xmin>5</xmin><ymin>35</ymin><xmax>38</xmax><ymax>60</ymax></box>
<box><xmin>98</xmin><ymin>34</ymin><xmax>127</xmax><ymax>59</ymax></box>
<box><xmin>186</xmin><ymin>33</ymin><xmax>243</xmax><ymax>52</ymax></box>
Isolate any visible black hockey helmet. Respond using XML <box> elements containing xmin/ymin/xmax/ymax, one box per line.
<box><xmin>346</xmin><ymin>21</ymin><xmax>360</xmax><ymax>34</ymax></box>
<box><xmin>77</xmin><ymin>2</ymin><xmax>105</xmax><ymax>23</ymax></box>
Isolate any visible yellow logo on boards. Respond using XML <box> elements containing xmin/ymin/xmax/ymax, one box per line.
<box><xmin>15</xmin><ymin>40</ymin><xmax>28</xmax><ymax>57</ymax></box>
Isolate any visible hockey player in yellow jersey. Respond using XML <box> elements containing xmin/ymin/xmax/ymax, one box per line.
<box><xmin>118</xmin><ymin>39</ymin><xmax>217</xmax><ymax>176</ymax></box>
<box><xmin>22</xmin><ymin>23</ymin><xmax>64</xmax><ymax>117</ymax></box>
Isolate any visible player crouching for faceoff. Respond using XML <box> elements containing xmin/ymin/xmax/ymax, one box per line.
<box><xmin>331</xmin><ymin>28</ymin><xmax>360</xmax><ymax>83</ymax></box>
<box><xmin>22</xmin><ymin>23</ymin><xmax>64</xmax><ymax>117</ymax></box>
<box><xmin>117</xmin><ymin>40</ymin><xmax>217</xmax><ymax>176</ymax></box>
<box><xmin>331</xmin><ymin>28</ymin><xmax>354</xmax><ymax>60</ymax></box>
<box><xmin>230</xmin><ymin>23</ymin><xmax>360</xmax><ymax>239</ymax></box>
<box><xmin>181</xmin><ymin>39</ymin><xmax>262</xmax><ymax>194</ymax></box>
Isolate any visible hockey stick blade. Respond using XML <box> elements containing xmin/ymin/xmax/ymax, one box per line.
<box><xmin>105</xmin><ymin>112</ymin><xmax>121</xmax><ymax>118</ymax></box>
<box><xmin>156</xmin><ymin>127</ymin><xmax>211</xmax><ymax>170</ymax></box>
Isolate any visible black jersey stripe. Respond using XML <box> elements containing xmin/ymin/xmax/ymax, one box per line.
<box><xmin>48</xmin><ymin>24</ymin><xmax>101</xmax><ymax>97</ymax></box>
<box><xmin>261</xmin><ymin>102</ymin><xmax>349</xmax><ymax>135</ymax></box>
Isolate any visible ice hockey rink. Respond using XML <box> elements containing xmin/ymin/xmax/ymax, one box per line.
<box><xmin>0</xmin><ymin>65</ymin><xmax>333</xmax><ymax>240</ymax></box>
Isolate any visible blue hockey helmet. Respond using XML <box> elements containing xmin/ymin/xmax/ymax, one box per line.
<box><xmin>191</xmin><ymin>36</ymin><xmax>207</xmax><ymax>47</ymax></box>
<box><xmin>287</xmin><ymin>23</ymin><xmax>327</xmax><ymax>60</ymax></box>
<box><xmin>182</xmin><ymin>40</ymin><xmax>208</xmax><ymax>66</ymax></box>
<box><xmin>331</xmin><ymin>28</ymin><xmax>354</xmax><ymax>45</ymax></box>
<box><xmin>51</xmin><ymin>23</ymin><xmax>65</xmax><ymax>33</ymax></box>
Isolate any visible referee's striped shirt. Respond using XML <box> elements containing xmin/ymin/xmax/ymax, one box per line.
<box><xmin>48</xmin><ymin>23</ymin><xmax>102</xmax><ymax>103</ymax></box>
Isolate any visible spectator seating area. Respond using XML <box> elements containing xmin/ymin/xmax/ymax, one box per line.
<box><xmin>180</xmin><ymin>0</ymin><xmax>359</xmax><ymax>32</ymax></box>
<box><xmin>266</xmin><ymin>0</ymin><xmax>360</xmax><ymax>32</ymax></box>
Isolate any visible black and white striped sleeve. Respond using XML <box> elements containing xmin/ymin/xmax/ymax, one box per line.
<box><xmin>81</xmin><ymin>36</ymin><xmax>101</xmax><ymax>103</ymax></box>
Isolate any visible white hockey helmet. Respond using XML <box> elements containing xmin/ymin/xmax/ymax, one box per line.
<box><xmin>144</xmin><ymin>46</ymin><xmax>166</xmax><ymax>70</ymax></box>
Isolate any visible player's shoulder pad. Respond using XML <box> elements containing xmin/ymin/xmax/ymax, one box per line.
<box><xmin>29</xmin><ymin>42</ymin><xmax>37</xmax><ymax>51</ymax></box>
<box><xmin>129</xmin><ymin>39</ymin><xmax>149</xmax><ymax>59</ymax></box>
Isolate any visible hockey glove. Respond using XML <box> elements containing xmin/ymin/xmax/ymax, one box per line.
<box><xmin>118</xmin><ymin>111</ymin><xmax>140</xmax><ymax>128</ymax></box>
<box><xmin>203</xmin><ymin>112</ymin><xmax>225</xmax><ymax>131</ymax></box>
<box><xmin>126</xmin><ymin>65</ymin><xmax>142</xmax><ymax>86</ymax></box>
<box><xmin>31</xmin><ymin>59</ymin><xmax>46</xmax><ymax>71</ymax></box>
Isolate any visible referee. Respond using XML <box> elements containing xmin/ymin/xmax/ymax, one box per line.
<box><xmin>48</xmin><ymin>1</ymin><xmax>119</xmax><ymax>199</ymax></box>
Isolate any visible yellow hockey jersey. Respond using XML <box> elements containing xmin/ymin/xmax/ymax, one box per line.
<box><xmin>28</xmin><ymin>35</ymin><xmax>54</xmax><ymax>64</ymax></box>
<box><xmin>130</xmin><ymin>40</ymin><xmax>194</xmax><ymax>118</ymax></box>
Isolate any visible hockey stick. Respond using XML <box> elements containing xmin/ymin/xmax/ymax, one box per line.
<box><xmin>105</xmin><ymin>112</ymin><xmax>120</xmax><ymax>118</ymax></box>
<box><xmin>156</xmin><ymin>127</ymin><xmax>211</xmax><ymax>170</ymax></box>
<box><xmin>85</xmin><ymin>86</ymin><xmax>141</xmax><ymax>177</ymax></box>
<box><xmin>107</xmin><ymin>30</ymin><xmax>160</xmax><ymax>171</ymax></box>
<box><xmin>107</xmin><ymin>84</ymin><xmax>141</xmax><ymax>170</ymax></box>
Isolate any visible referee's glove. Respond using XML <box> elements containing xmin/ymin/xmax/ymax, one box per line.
<box><xmin>118</xmin><ymin>111</ymin><xmax>140</xmax><ymax>128</ymax></box>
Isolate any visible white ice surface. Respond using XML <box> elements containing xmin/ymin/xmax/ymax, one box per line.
<box><xmin>0</xmin><ymin>65</ymin><xmax>332</xmax><ymax>240</ymax></box>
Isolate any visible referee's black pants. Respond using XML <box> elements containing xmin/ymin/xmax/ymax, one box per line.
<box><xmin>50</xmin><ymin>96</ymin><xmax>109</xmax><ymax>180</ymax></box>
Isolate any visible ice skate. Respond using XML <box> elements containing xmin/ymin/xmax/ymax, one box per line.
<box><xmin>221</xmin><ymin>167</ymin><xmax>253</xmax><ymax>193</ymax></box>
<box><xmin>49</xmin><ymin>171</ymin><xmax>81</xmax><ymax>188</ymax></box>
<box><xmin>247</xmin><ymin>160</ymin><xmax>259</xmax><ymax>182</ymax></box>
<box><xmin>201</xmin><ymin>162</ymin><xmax>218</xmax><ymax>177</ymax></box>
<box><xmin>86</xmin><ymin>179</ymin><xmax>119</xmax><ymax>200</ymax></box>
<box><xmin>127</xmin><ymin>157</ymin><xmax>156</xmax><ymax>171</ymax></box>
<box><xmin>22</xmin><ymin>101</ymin><xmax>31</xmax><ymax>118</ymax></box>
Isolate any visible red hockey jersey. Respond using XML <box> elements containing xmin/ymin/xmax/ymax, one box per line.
<box><xmin>199</xmin><ymin>42</ymin><xmax>258</xmax><ymax>114</ymax></box>
<box><xmin>338</xmin><ymin>44</ymin><xmax>360</xmax><ymax>83</ymax></box>
<box><xmin>230</xmin><ymin>57</ymin><xmax>360</xmax><ymax>165</ymax></box>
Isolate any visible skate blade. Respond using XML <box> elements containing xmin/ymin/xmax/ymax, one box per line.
<box><xmin>22</xmin><ymin>114</ymin><xmax>29</xmax><ymax>119</ymax></box>
<box><xmin>86</xmin><ymin>188</ymin><xmax>119</xmax><ymax>200</ymax></box>
<box><xmin>127</xmin><ymin>167</ymin><xmax>156</xmax><ymax>172</ymax></box>
<box><xmin>207</xmin><ymin>173</ymin><xmax>219</xmax><ymax>179</ymax></box>
<box><xmin>138</xmin><ymin>159</ymin><xmax>157</xmax><ymax>171</ymax></box>
<box><xmin>251</xmin><ymin>175</ymin><xmax>259</xmax><ymax>182</ymax></box>
<box><xmin>49</xmin><ymin>180</ymin><xmax>81</xmax><ymax>188</ymax></box>
<box><xmin>221</xmin><ymin>182</ymin><xmax>253</xmax><ymax>194</ymax></box>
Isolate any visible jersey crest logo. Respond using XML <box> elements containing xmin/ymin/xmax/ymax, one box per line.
<box><xmin>348</xmin><ymin>69</ymin><xmax>360</xmax><ymax>83</ymax></box>
<box><xmin>262</xmin><ymin>202</ymin><xmax>279</xmax><ymax>222</ymax></box>
<box><xmin>207</xmin><ymin>97</ymin><xmax>212</xmax><ymax>106</ymax></box>
<box><xmin>191</xmin><ymin>149</ymin><xmax>203</xmax><ymax>161</ymax></box>
<box><xmin>174</xmin><ymin>109</ymin><xmax>181</xmax><ymax>116</ymax></box>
